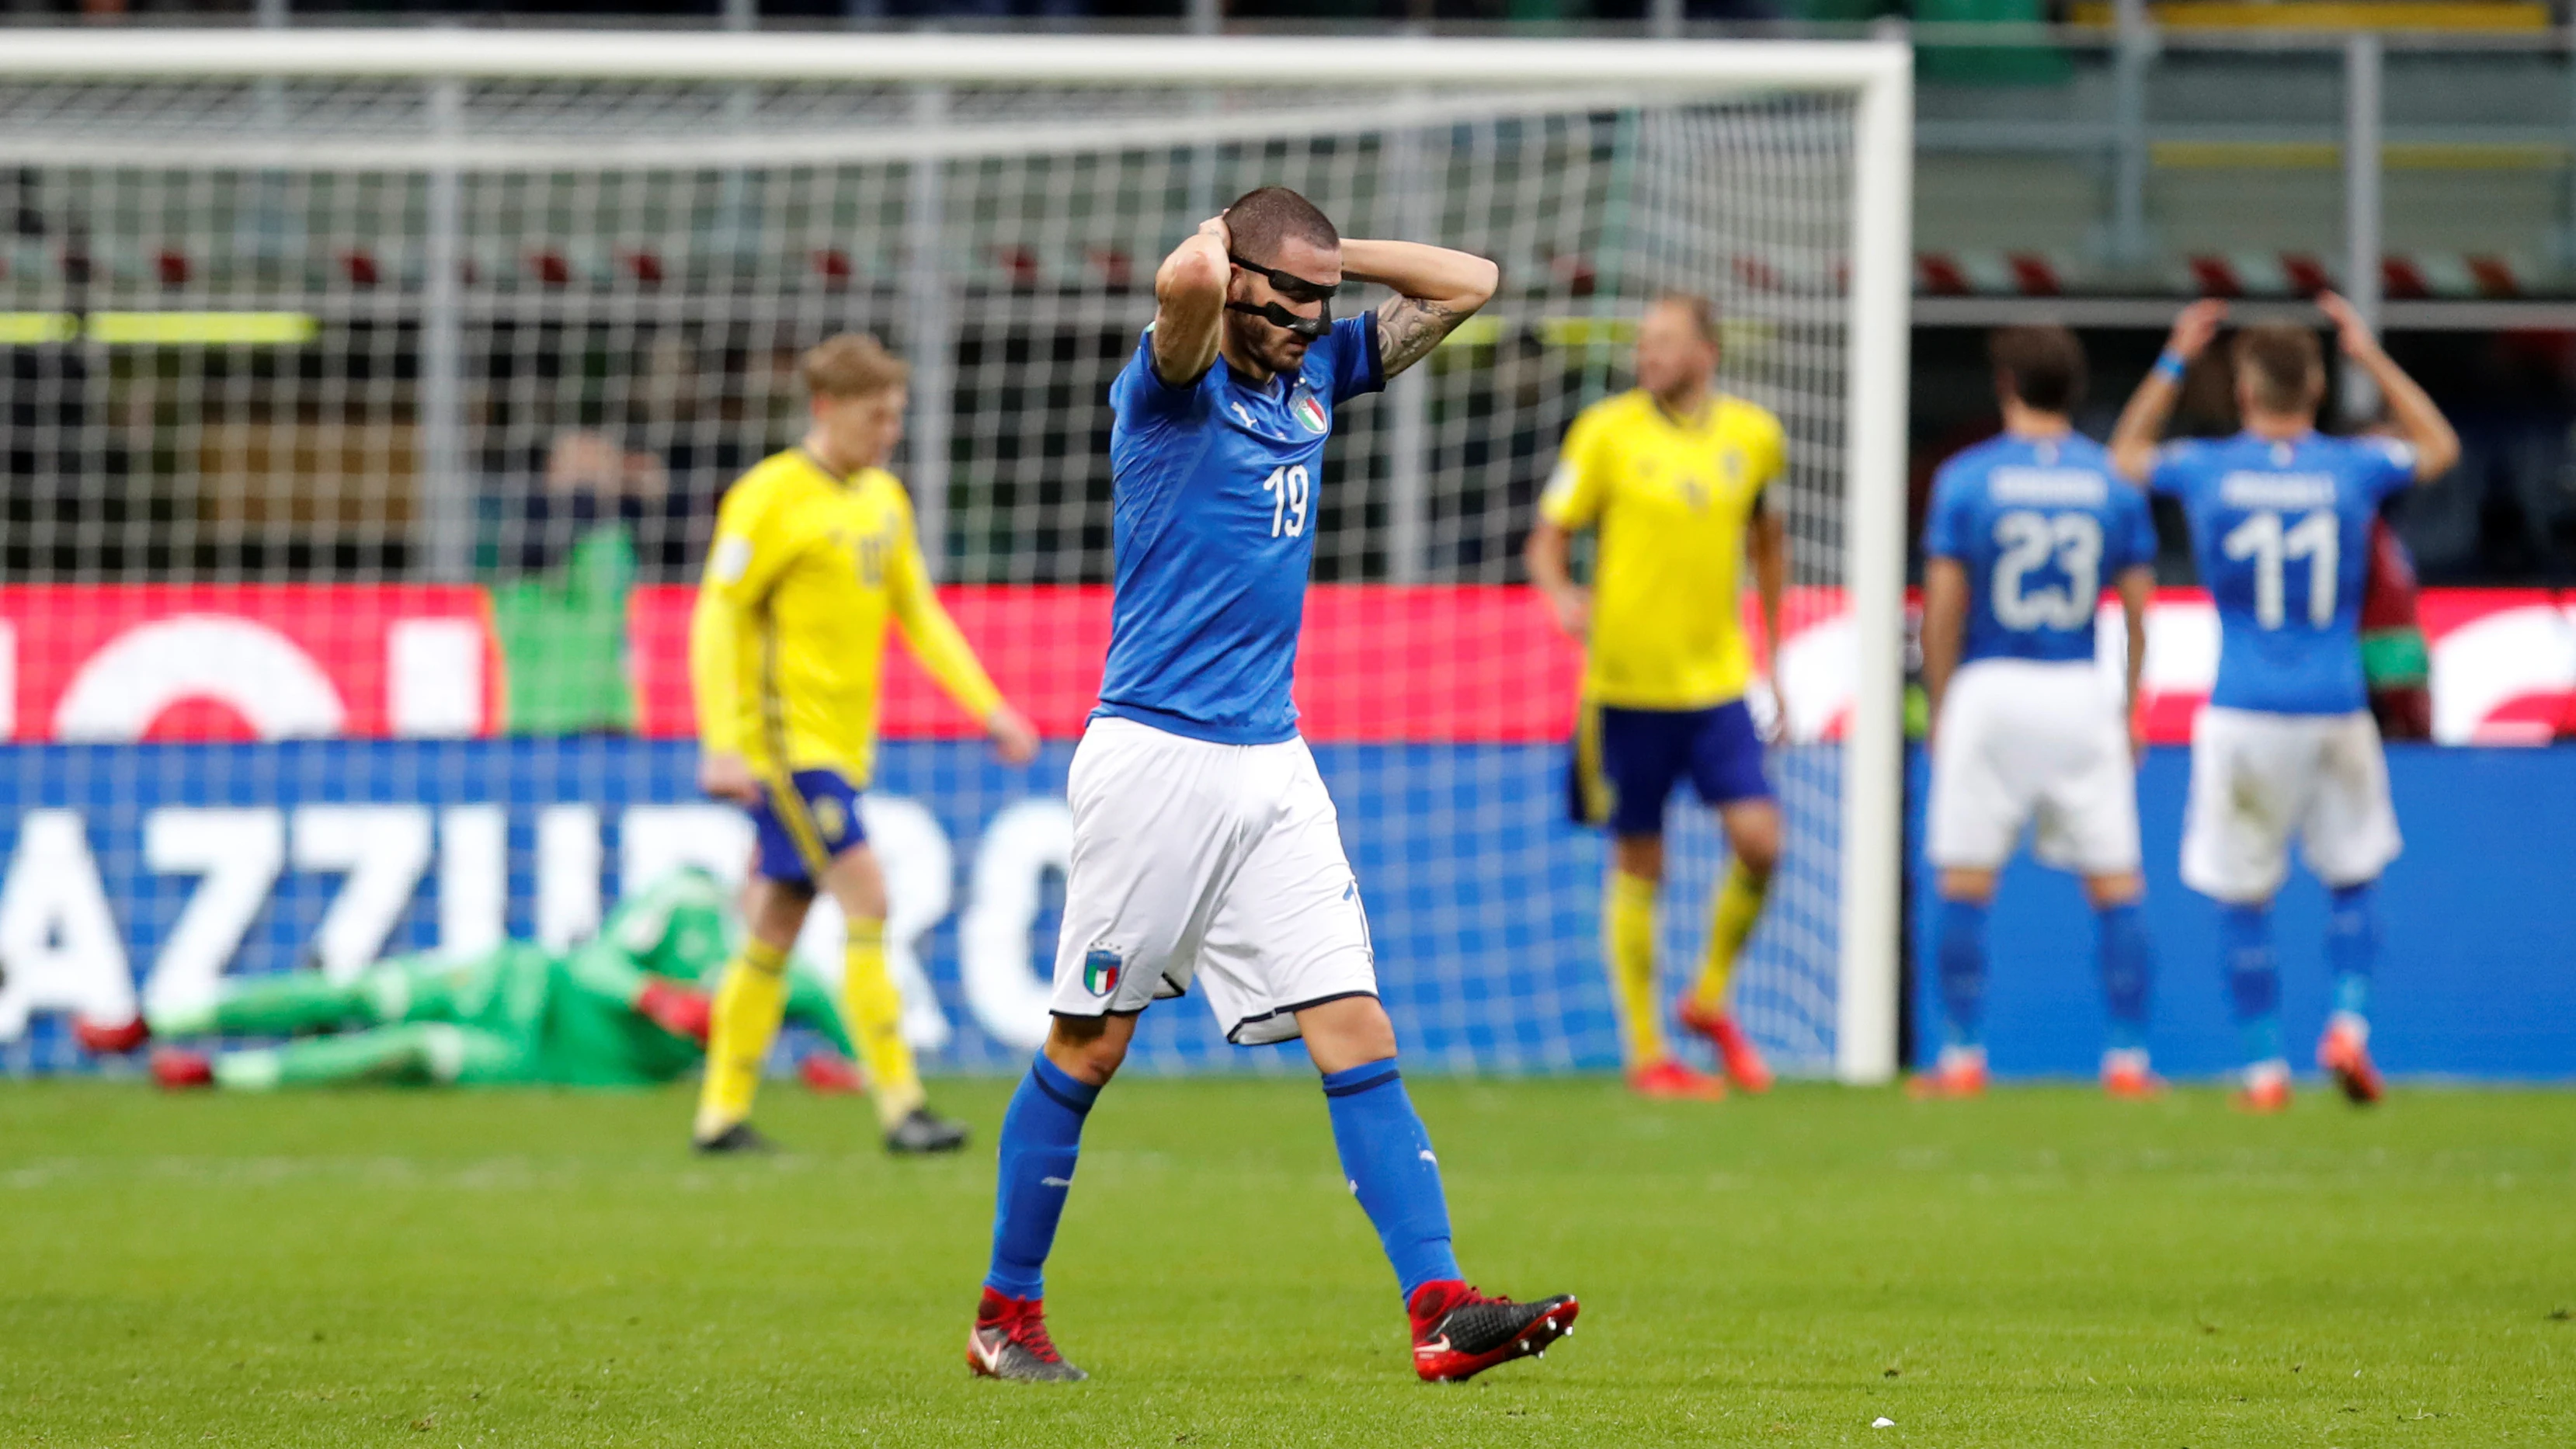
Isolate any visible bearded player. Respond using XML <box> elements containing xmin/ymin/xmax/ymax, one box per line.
<box><xmin>2110</xmin><ymin>294</ymin><xmax>2457</xmax><ymax>1111</ymax></box>
<box><xmin>1916</xmin><ymin>326</ymin><xmax>2161</xmax><ymax>1099</ymax></box>
<box><xmin>1524</xmin><ymin>294</ymin><xmax>1788</xmax><ymax>1100</ymax></box>
<box><xmin>691</xmin><ymin>332</ymin><xmax>1040</xmax><ymax>1155</ymax></box>
<box><xmin>965</xmin><ymin>188</ymin><xmax>1577</xmax><ymax>1385</ymax></box>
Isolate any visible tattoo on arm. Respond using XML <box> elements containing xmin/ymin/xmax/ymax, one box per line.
<box><xmin>1375</xmin><ymin>295</ymin><xmax>1465</xmax><ymax>379</ymax></box>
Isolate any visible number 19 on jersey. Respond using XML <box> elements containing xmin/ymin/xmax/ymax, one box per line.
<box><xmin>1261</xmin><ymin>465</ymin><xmax>1311</xmax><ymax>539</ymax></box>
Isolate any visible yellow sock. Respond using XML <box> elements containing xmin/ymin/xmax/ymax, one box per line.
<box><xmin>694</xmin><ymin>938</ymin><xmax>789</xmax><ymax>1141</ymax></box>
<box><xmin>1604</xmin><ymin>870</ymin><xmax>1666</xmax><ymax>1067</ymax></box>
<box><xmin>1690</xmin><ymin>861</ymin><xmax>1772</xmax><ymax>1013</ymax></box>
<box><xmin>843</xmin><ymin>919</ymin><xmax>926</xmax><ymax>1131</ymax></box>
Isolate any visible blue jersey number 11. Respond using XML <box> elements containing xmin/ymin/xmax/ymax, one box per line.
<box><xmin>2222</xmin><ymin>509</ymin><xmax>2337</xmax><ymax>629</ymax></box>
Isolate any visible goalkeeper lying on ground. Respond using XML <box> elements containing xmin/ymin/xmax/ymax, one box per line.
<box><xmin>75</xmin><ymin>870</ymin><xmax>866</xmax><ymax>1096</ymax></box>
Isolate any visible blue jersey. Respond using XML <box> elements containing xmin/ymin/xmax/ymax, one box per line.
<box><xmin>1093</xmin><ymin>314</ymin><xmax>1383</xmax><ymax>744</ymax></box>
<box><xmin>2150</xmin><ymin>431</ymin><xmax>2417</xmax><ymax>715</ymax></box>
<box><xmin>1922</xmin><ymin>432</ymin><xmax>2157</xmax><ymax>666</ymax></box>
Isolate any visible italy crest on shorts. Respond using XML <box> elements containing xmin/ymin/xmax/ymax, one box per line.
<box><xmin>1292</xmin><ymin>393</ymin><xmax>1329</xmax><ymax>434</ymax></box>
<box><xmin>1082</xmin><ymin>947</ymin><xmax>1123</xmax><ymax>997</ymax></box>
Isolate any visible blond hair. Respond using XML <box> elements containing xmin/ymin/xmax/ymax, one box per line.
<box><xmin>1650</xmin><ymin>292</ymin><xmax>1720</xmax><ymax>344</ymax></box>
<box><xmin>801</xmin><ymin>332</ymin><xmax>909</xmax><ymax>400</ymax></box>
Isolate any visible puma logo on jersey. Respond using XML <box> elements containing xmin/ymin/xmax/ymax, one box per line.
<box><xmin>1232</xmin><ymin>401</ymin><xmax>1257</xmax><ymax>428</ymax></box>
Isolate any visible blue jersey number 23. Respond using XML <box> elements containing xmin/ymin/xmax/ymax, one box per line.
<box><xmin>1990</xmin><ymin>509</ymin><xmax>2101</xmax><ymax>631</ymax></box>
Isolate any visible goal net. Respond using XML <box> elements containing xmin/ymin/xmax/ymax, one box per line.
<box><xmin>0</xmin><ymin>34</ymin><xmax>1907</xmax><ymax>1082</ymax></box>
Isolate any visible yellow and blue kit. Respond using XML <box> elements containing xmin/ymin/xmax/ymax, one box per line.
<box><xmin>1540</xmin><ymin>389</ymin><xmax>1786</xmax><ymax>834</ymax></box>
<box><xmin>690</xmin><ymin>448</ymin><xmax>1004</xmax><ymax>884</ymax></box>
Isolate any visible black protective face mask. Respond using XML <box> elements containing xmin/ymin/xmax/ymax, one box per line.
<box><xmin>1226</xmin><ymin>252</ymin><xmax>1337</xmax><ymax>342</ymax></box>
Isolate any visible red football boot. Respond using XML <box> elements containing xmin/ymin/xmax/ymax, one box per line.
<box><xmin>2317</xmin><ymin>1019</ymin><xmax>2384</xmax><ymax>1106</ymax></box>
<box><xmin>1410</xmin><ymin>1281</ymin><xmax>1580</xmax><ymax>1384</ymax></box>
<box><xmin>1626</xmin><ymin>1059</ymin><xmax>1726</xmax><ymax>1101</ymax></box>
<box><xmin>2231</xmin><ymin>1066</ymin><xmax>2292</xmax><ymax>1114</ymax></box>
<box><xmin>1676</xmin><ymin>999</ymin><xmax>1774</xmax><ymax>1093</ymax></box>
<box><xmin>2099</xmin><ymin>1050</ymin><xmax>2167</xmax><ymax>1100</ymax></box>
<box><xmin>967</xmin><ymin>1287</ymin><xmax>1086</xmax><ymax>1383</ymax></box>
<box><xmin>1908</xmin><ymin>1050</ymin><xmax>1988</xmax><ymax>1100</ymax></box>
<box><xmin>150</xmin><ymin>1049</ymin><xmax>214</xmax><ymax>1090</ymax></box>
<box><xmin>75</xmin><ymin>1016</ymin><xmax>151</xmax><ymax>1056</ymax></box>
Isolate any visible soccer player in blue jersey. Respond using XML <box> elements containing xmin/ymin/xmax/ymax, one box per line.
<box><xmin>2110</xmin><ymin>294</ymin><xmax>2458</xmax><ymax>1112</ymax></box>
<box><xmin>965</xmin><ymin>187</ymin><xmax>1577</xmax><ymax>1385</ymax></box>
<box><xmin>1917</xmin><ymin>326</ymin><xmax>2164</xmax><ymax>1100</ymax></box>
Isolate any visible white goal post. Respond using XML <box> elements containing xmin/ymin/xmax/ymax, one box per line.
<box><xmin>0</xmin><ymin>32</ymin><xmax>1910</xmax><ymax>1084</ymax></box>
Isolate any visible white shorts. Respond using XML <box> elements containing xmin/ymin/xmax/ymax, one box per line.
<box><xmin>2181</xmin><ymin>707</ymin><xmax>2401</xmax><ymax>902</ymax></box>
<box><xmin>1050</xmin><ymin>716</ymin><xmax>1378</xmax><ymax>1046</ymax></box>
<box><xmin>1927</xmin><ymin>658</ymin><xmax>2140</xmax><ymax>877</ymax></box>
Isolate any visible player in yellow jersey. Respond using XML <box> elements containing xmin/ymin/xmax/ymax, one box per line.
<box><xmin>1525</xmin><ymin>294</ymin><xmax>1789</xmax><ymax>1101</ymax></box>
<box><xmin>689</xmin><ymin>332</ymin><xmax>1040</xmax><ymax>1155</ymax></box>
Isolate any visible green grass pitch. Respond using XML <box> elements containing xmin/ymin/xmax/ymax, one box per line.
<box><xmin>4</xmin><ymin>1077</ymin><xmax>2569</xmax><ymax>1446</ymax></box>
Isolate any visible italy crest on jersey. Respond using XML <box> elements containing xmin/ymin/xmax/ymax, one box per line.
<box><xmin>1083</xmin><ymin>947</ymin><xmax>1123</xmax><ymax>997</ymax></box>
<box><xmin>1292</xmin><ymin>393</ymin><xmax>1329</xmax><ymax>435</ymax></box>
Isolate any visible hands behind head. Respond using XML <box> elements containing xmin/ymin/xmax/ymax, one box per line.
<box><xmin>2314</xmin><ymin>290</ymin><xmax>2381</xmax><ymax>360</ymax></box>
<box><xmin>2166</xmin><ymin>298</ymin><xmax>2228</xmax><ymax>362</ymax></box>
<box><xmin>2166</xmin><ymin>292</ymin><xmax>2377</xmax><ymax>369</ymax></box>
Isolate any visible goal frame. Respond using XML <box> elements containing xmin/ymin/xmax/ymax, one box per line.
<box><xmin>2</xmin><ymin>30</ymin><xmax>1913</xmax><ymax>1085</ymax></box>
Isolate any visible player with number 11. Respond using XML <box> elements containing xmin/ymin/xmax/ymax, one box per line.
<box><xmin>2109</xmin><ymin>294</ymin><xmax>2458</xmax><ymax>1111</ymax></box>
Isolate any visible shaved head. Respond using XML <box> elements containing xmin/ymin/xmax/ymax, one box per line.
<box><xmin>1224</xmin><ymin>186</ymin><xmax>1339</xmax><ymax>266</ymax></box>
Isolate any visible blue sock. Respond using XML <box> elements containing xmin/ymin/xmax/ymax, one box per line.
<box><xmin>2219</xmin><ymin>902</ymin><xmax>2282</xmax><ymax>1065</ymax></box>
<box><xmin>2326</xmin><ymin>881</ymin><xmax>2379</xmax><ymax>1022</ymax></box>
<box><xmin>1935</xmin><ymin>897</ymin><xmax>1990</xmax><ymax>1054</ymax></box>
<box><xmin>984</xmin><ymin>1054</ymin><xmax>1099</xmax><ymax>1300</ymax></box>
<box><xmin>1321</xmin><ymin>1058</ymin><xmax>1462</xmax><ymax>1306</ymax></box>
<box><xmin>2096</xmin><ymin>902</ymin><xmax>2152</xmax><ymax>1055</ymax></box>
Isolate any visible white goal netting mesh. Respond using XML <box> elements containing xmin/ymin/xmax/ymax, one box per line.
<box><xmin>0</xmin><ymin>73</ymin><xmax>1858</xmax><ymax>1078</ymax></box>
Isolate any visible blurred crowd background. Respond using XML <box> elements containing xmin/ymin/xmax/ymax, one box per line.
<box><xmin>11</xmin><ymin>0</ymin><xmax>2576</xmax><ymax>598</ymax></box>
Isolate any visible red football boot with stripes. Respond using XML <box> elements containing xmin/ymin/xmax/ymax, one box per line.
<box><xmin>967</xmin><ymin>1287</ymin><xmax>1086</xmax><ymax>1384</ymax></box>
<box><xmin>1410</xmin><ymin>1281</ymin><xmax>1580</xmax><ymax>1384</ymax></box>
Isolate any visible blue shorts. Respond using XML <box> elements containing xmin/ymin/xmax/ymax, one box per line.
<box><xmin>749</xmin><ymin>768</ymin><xmax>867</xmax><ymax>888</ymax></box>
<box><xmin>1568</xmin><ymin>700</ymin><xmax>1773</xmax><ymax>838</ymax></box>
